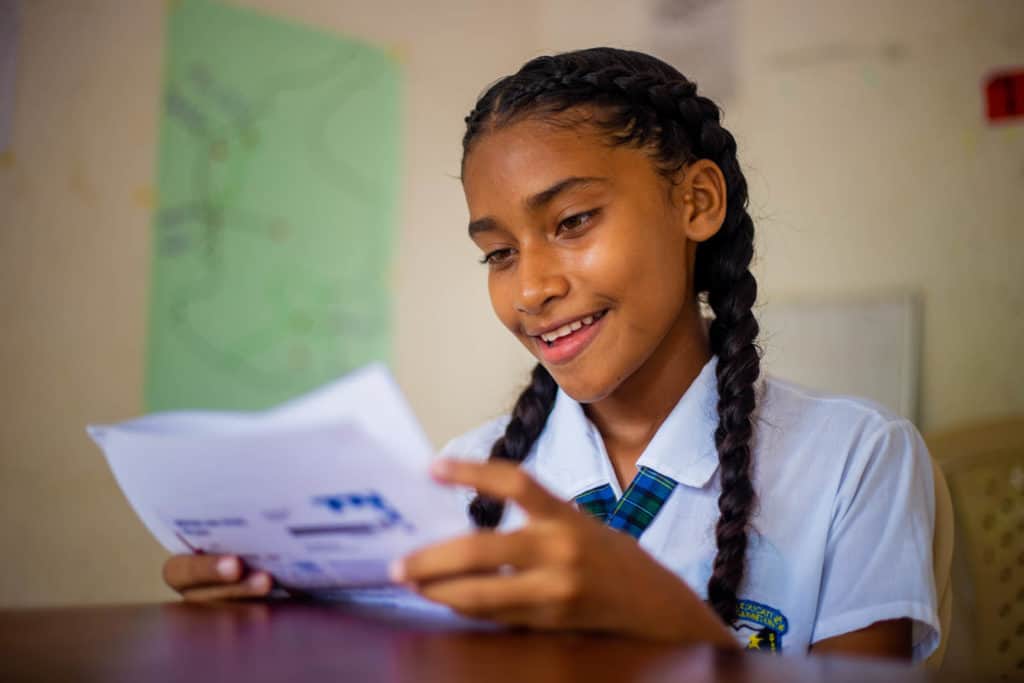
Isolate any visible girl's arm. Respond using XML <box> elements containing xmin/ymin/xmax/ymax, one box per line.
<box><xmin>399</xmin><ymin>459</ymin><xmax>915</xmax><ymax>659</ymax></box>
<box><xmin>809</xmin><ymin>619</ymin><xmax>911</xmax><ymax>659</ymax></box>
<box><xmin>394</xmin><ymin>458</ymin><xmax>738</xmax><ymax>648</ymax></box>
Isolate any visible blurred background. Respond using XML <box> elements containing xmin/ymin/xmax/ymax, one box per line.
<box><xmin>0</xmin><ymin>0</ymin><xmax>1021</xmax><ymax>675</ymax></box>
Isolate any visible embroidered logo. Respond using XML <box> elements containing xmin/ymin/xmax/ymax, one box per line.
<box><xmin>733</xmin><ymin>599</ymin><xmax>789</xmax><ymax>652</ymax></box>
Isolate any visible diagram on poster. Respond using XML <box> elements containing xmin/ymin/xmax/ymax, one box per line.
<box><xmin>146</xmin><ymin>0</ymin><xmax>400</xmax><ymax>411</ymax></box>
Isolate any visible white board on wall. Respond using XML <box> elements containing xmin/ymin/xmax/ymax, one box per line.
<box><xmin>758</xmin><ymin>293</ymin><xmax>922</xmax><ymax>423</ymax></box>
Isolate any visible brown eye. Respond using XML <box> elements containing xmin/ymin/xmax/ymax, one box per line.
<box><xmin>557</xmin><ymin>210</ymin><xmax>597</xmax><ymax>235</ymax></box>
<box><xmin>480</xmin><ymin>248</ymin><xmax>514</xmax><ymax>266</ymax></box>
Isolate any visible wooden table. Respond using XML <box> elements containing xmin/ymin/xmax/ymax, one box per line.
<box><xmin>0</xmin><ymin>600</ymin><xmax>949</xmax><ymax>682</ymax></box>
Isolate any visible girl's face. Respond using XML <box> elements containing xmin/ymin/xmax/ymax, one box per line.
<box><xmin>462</xmin><ymin>115</ymin><xmax>713</xmax><ymax>402</ymax></box>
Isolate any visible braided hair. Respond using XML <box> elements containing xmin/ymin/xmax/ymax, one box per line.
<box><xmin>462</xmin><ymin>48</ymin><xmax>760</xmax><ymax>626</ymax></box>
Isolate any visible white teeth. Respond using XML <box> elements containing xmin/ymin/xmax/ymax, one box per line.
<box><xmin>539</xmin><ymin>313</ymin><xmax>602</xmax><ymax>343</ymax></box>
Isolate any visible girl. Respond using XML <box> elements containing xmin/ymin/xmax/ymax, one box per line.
<box><xmin>163</xmin><ymin>48</ymin><xmax>939</xmax><ymax>660</ymax></box>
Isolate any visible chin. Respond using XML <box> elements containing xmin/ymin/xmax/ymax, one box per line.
<box><xmin>544</xmin><ymin>366</ymin><xmax>617</xmax><ymax>405</ymax></box>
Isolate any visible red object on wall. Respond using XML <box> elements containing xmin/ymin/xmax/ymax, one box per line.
<box><xmin>985</xmin><ymin>70</ymin><xmax>1024</xmax><ymax>123</ymax></box>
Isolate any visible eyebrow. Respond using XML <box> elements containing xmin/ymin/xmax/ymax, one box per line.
<box><xmin>467</xmin><ymin>176</ymin><xmax>609</xmax><ymax>238</ymax></box>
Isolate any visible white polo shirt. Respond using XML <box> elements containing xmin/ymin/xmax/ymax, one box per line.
<box><xmin>440</xmin><ymin>357</ymin><xmax>940</xmax><ymax>659</ymax></box>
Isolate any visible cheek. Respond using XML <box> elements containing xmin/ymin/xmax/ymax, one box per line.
<box><xmin>487</xmin><ymin>273</ymin><xmax>520</xmax><ymax>334</ymax></box>
<box><xmin>579</xmin><ymin>226</ymin><xmax>688</xmax><ymax>315</ymax></box>
<box><xmin>572</xmin><ymin>232</ymin><xmax>637</xmax><ymax>293</ymax></box>
<box><xmin>631</xmin><ymin>250</ymin><xmax>690</xmax><ymax>339</ymax></box>
<box><xmin>638</xmin><ymin>239</ymin><xmax>690</xmax><ymax>304</ymax></box>
<box><xmin>585</xmin><ymin>240</ymin><xmax>690</xmax><ymax>379</ymax></box>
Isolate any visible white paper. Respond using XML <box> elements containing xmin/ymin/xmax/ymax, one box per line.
<box><xmin>88</xmin><ymin>363</ymin><xmax>473</xmax><ymax>590</ymax></box>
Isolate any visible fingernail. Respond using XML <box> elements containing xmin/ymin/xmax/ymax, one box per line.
<box><xmin>388</xmin><ymin>559</ymin><xmax>405</xmax><ymax>583</ymax></box>
<box><xmin>248</xmin><ymin>572</ymin><xmax>271</xmax><ymax>591</ymax></box>
<box><xmin>217</xmin><ymin>556</ymin><xmax>240</xmax><ymax>579</ymax></box>
<box><xmin>430</xmin><ymin>458</ymin><xmax>453</xmax><ymax>477</ymax></box>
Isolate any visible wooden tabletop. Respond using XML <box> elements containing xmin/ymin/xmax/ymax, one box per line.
<box><xmin>0</xmin><ymin>600</ymin><xmax>945</xmax><ymax>682</ymax></box>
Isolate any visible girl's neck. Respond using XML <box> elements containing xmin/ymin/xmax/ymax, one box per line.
<box><xmin>583</xmin><ymin>303</ymin><xmax>711</xmax><ymax>489</ymax></box>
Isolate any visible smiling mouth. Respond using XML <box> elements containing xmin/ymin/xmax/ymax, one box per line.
<box><xmin>527</xmin><ymin>309</ymin><xmax>609</xmax><ymax>366</ymax></box>
<box><xmin>537</xmin><ymin>310</ymin><xmax>607</xmax><ymax>346</ymax></box>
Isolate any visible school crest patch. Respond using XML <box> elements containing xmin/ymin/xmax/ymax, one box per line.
<box><xmin>733</xmin><ymin>599</ymin><xmax>789</xmax><ymax>652</ymax></box>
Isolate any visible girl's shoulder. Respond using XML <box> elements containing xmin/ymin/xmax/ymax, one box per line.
<box><xmin>439</xmin><ymin>414</ymin><xmax>511</xmax><ymax>462</ymax></box>
<box><xmin>757</xmin><ymin>373</ymin><xmax>917</xmax><ymax>442</ymax></box>
<box><xmin>755</xmin><ymin>377</ymin><xmax>940</xmax><ymax>661</ymax></box>
<box><xmin>755</xmin><ymin>374</ymin><xmax>932</xmax><ymax>491</ymax></box>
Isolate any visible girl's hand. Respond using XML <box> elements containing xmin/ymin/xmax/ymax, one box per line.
<box><xmin>393</xmin><ymin>459</ymin><xmax>737</xmax><ymax>647</ymax></box>
<box><xmin>162</xmin><ymin>554</ymin><xmax>274</xmax><ymax>602</ymax></box>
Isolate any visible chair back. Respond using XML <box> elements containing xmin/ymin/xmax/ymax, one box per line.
<box><xmin>928</xmin><ymin>417</ymin><xmax>1024</xmax><ymax>677</ymax></box>
<box><xmin>927</xmin><ymin>458</ymin><xmax>954</xmax><ymax>670</ymax></box>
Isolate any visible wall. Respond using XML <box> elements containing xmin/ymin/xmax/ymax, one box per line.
<box><xmin>0</xmin><ymin>0</ymin><xmax>1021</xmax><ymax>607</ymax></box>
<box><xmin>535</xmin><ymin>0</ymin><xmax>1024</xmax><ymax>428</ymax></box>
<box><xmin>0</xmin><ymin>0</ymin><xmax>538</xmax><ymax>607</ymax></box>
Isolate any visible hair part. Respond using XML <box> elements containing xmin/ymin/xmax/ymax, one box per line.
<box><xmin>464</xmin><ymin>47</ymin><xmax>760</xmax><ymax>627</ymax></box>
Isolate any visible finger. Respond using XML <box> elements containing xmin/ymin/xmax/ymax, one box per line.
<box><xmin>414</xmin><ymin>571</ymin><xmax>551</xmax><ymax>616</ymax></box>
<box><xmin>180</xmin><ymin>571</ymin><xmax>274</xmax><ymax>602</ymax></box>
<box><xmin>473</xmin><ymin>605</ymin><xmax>561</xmax><ymax>630</ymax></box>
<box><xmin>431</xmin><ymin>459</ymin><xmax>567</xmax><ymax>519</ymax></box>
<box><xmin>394</xmin><ymin>529</ymin><xmax>534</xmax><ymax>584</ymax></box>
<box><xmin>163</xmin><ymin>554</ymin><xmax>243</xmax><ymax>592</ymax></box>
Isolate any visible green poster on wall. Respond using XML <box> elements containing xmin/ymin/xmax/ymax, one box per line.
<box><xmin>145</xmin><ymin>0</ymin><xmax>400</xmax><ymax>411</ymax></box>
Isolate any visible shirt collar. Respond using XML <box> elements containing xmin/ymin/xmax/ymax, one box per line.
<box><xmin>533</xmin><ymin>384</ymin><xmax>613</xmax><ymax>500</ymax></box>
<box><xmin>635</xmin><ymin>356</ymin><xmax>720</xmax><ymax>488</ymax></box>
<box><xmin>532</xmin><ymin>357</ymin><xmax>721</xmax><ymax>499</ymax></box>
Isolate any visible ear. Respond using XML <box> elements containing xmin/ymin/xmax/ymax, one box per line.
<box><xmin>676</xmin><ymin>159</ymin><xmax>727</xmax><ymax>243</ymax></box>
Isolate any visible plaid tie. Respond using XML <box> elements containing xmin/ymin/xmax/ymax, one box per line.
<box><xmin>573</xmin><ymin>467</ymin><xmax>678</xmax><ymax>539</ymax></box>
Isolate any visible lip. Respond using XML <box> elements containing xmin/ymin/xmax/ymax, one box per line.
<box><xmin>524</xmin><ymin>309</ymin><xmax>608</xmax><ymax>338</ymax></box>
<box><xmin>529</xmin><ymin>310</ymin><xmax>608</xmax><ymax>366</ymax></box>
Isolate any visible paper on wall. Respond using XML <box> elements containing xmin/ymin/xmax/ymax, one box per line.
<box><xmin>646</xmin><ymin>0</ymin><xmax>737</xmax><ymax>104</ymax></box>
<box><xmin>146</xmin><ymin>0</ymin><xmax>401</xmax><ymax>413</ymax></box>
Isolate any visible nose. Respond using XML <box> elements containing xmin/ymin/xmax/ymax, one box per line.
<box><xmin>514</xmin><ymin>245</ymin><xmax>569</xmax><ymax>315</ymax></box>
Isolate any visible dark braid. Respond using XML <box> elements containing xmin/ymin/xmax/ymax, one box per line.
<box><xmin>700</xmin><ymin>174</ymin><xmax>760</xmax><ymax>626</ymax></box>
<box><xmin>462</xmin><ymin>48</ymin><xmax>760</xmax><ymax>625</ymax></box>
<box><xmin>469</xmin><ymin>363</ymin><xmax>558</xmax><ymax>528</ymax></box>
